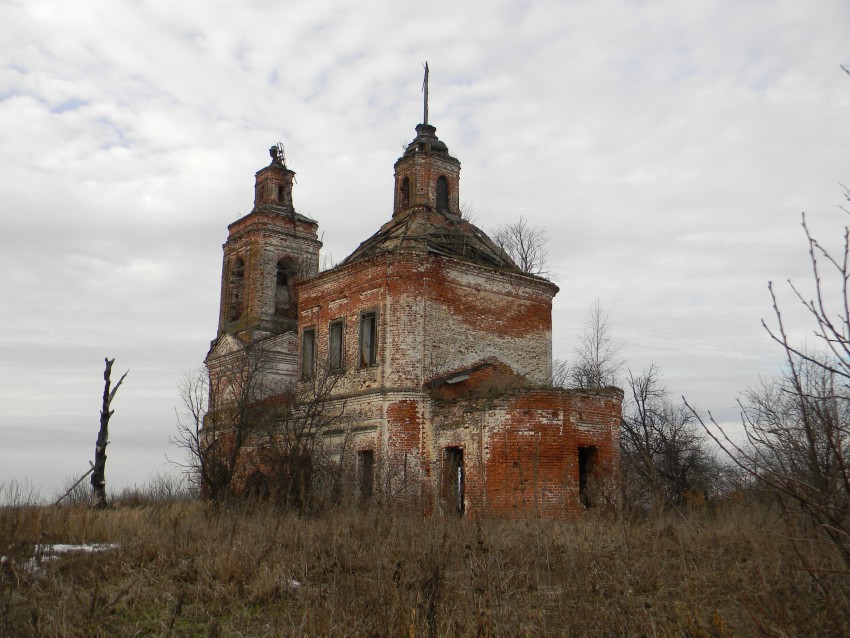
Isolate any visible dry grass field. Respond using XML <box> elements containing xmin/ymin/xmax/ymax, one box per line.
<box><xmin>1</xmin><ymin>494</ymin><xmax>847</xmax><ymax>637</ymax></box>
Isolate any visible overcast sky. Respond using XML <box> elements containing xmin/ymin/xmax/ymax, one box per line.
<box><xmin>2</xmin><ymin>0</ymin><xmax>849</xmax><ymax>500</ymax></box>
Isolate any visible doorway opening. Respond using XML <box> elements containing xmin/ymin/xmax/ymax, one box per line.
<box><xmin>578</xmin><ymin>446</ymin><xmax>598</xmax><ymax>508</ymax></box>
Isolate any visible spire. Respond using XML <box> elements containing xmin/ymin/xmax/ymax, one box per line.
<box><xmin>392</xmin><ymin>65</ymin><xmax>461</xmax><ymax>217</ymax></box>
<box><xmin>422</xmin><ymin>61</ymin><xmax>429</xmax><ymax>125</ymax></box>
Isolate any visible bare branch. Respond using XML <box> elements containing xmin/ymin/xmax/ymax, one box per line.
<box><xmin>690</xmin><ymin>208</ymin><xmax>850</xmax><ymax>572</ymax></box>
<box><xmin>490</xmin><ymin>215</ymin><xmax>549</xmax><ymax>276</ymax></box>
<box><xmin>568</xmin><ymin>299</ymin><xmax>623</xmax><ymax>389</ymax></box>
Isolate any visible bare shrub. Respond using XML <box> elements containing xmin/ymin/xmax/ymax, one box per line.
<box><xmin>690</xmin><ymin>211</ymin><xmax>850</xmax><ymax>574</ymax></box>
<box><xmin>622</xmin><ymin>365</ymin><xmax>725</xmax><ymax>513</ymax></box>
<box><xmin>0</xmin><ymin>480</ymin><xmax>40</xmax><ymax>507</ymax></box>
<box><xmin>54</xmin><ymin>474</ymin><xmax>93</xmax><ymax>507</ymax></box>
<box><xmin>173</xmin><ymin>351</ymin><xmax>351</xmax><ymax>508</ymax></box>
<box><xmin>114</xmin><ymin>472</ymin><xmax>196</xmax><ymax>506</ymax></box>
<box><xmin>252</xmin><ymin>366</ymin><xmax>350</xmax><ymax>509</ymax></box>
<box><xmin>172</xmin><ymin>341</ymin><xmax>277</xmax><ymax>501</ymax></box>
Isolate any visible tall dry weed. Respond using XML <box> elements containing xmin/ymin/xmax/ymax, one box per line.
<box><xmin>0</xmin><ymin>496</ymin><xmax>847</xmax><ymax>637</ymax></box>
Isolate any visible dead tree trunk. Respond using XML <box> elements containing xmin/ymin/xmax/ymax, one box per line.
<box><xmin>90</xmin><ymin>357</ymin><xmax>128</xmax><ymax>509</ymax></box>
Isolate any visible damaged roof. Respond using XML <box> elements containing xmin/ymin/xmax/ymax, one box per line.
<box><xmin>250</xmin><ymin>203</ymin><xmax>317</xmax><ymax>226</ymax></box>
<box><xmin>340</xmin><ymin>207</ymin><xmax>526</xmax><ymax>274</ymax></box>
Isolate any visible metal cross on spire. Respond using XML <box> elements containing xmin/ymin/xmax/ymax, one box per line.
<box><xmin>422</xmin><ymin>61</ymin><xmax>429</xmax><ymax>125</ymax></box>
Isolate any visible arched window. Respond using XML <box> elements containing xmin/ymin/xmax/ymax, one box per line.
<box><xmin>436</xmin><ymin>176</ymin><xmax>449</xmax><ymax>211</ymax></box>
<box><xmin>229</xmin><ymin>257</ymin><xmax>245</xmax><ymax>321</ymax></box>
<box><xmin>400</xmin><ymin>176</ymin><xmax>410</xmax><ymax>209</ymax></box>
<box><xmin>275</xmin><ymin>257</ymin><xmax>294</xmax><ymax>317</ymax></box>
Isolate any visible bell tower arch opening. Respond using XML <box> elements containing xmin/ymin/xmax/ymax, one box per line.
<box><xmin>214</xmin><ymin>145</ymin><xmax>322</xmax><ymax>339</ymax></box>
<box><xmin>229</xmin><ymin>257</ymin><xmax>245</xmax><ymax>321</ymax></box>
<box><xmin>400</xmin><ymin>176</ymin><xmax>410</xmax><ymax>210</ymax></box>
<box><xmin>275</xmin><ymin>257</ymin><xmax>298</xmax><ymax>318</ymax></box>
<box><xmin>436</xmin><ymin>176</ymin><xmax>449</xmax><ymax>211</ymax></box>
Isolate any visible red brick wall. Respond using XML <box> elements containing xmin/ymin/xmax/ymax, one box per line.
<box><xmin>393</xmin><ymin>151</ymin><xmax>461</xmax><ymax>216</ymax></box>
<box><xmin>296</xmin><ymin>251</ymin><xmax>556</xmax><ymax>392</ymax></box>
<box><xmin>296</xmin><ymin>254</ymin><xmax>418</xmax><ymax>393</ymax></box>
<box><xmin>307</xmin><ymin>386</ymin><xmax>621</xmax><ymax>517</ymax></box>
<box><xmin>218</xmin><ymin>211</ymin><xmax>321</xmax><ymax>336</ymax></box>
<box><xmin>294</xmin><ymin>247</ymin><xmax>591</xmax><ymax>516</ymax></box>
<box><xmin>421</xmin><ymin>257</ymin><xmax>556</xmax><ymax>385</ymax></box>
<box><xmin>429</xmin><ymin>388</ymin><xmax>622</xmax><ymax>517</ymax></box>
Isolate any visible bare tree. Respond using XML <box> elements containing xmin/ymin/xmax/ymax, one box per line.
<box><xmin>622</xmin><ymin>365</ymin><xmax>722</xmax><ymax>511</ymax></box>
<box><xmin>569</xmin><ymin>299</ymin><xmax>623</xmax><ymax>389</ymax></box>
<box><xmin>172</xmin><ymin>366</ymin><xmax>211</xmax><ymax>495</ymax></box>
<box><xmin>172</xmin><ymin>343</ymin><xmax>274</xmax><ymax>501</ymax></box>
<box><xmin>491</xmin><ymin>215</ymin><xmax>549</xmax><ymax>276</ymax></box>
<box><xmin>319</xmin><ymin>249</ymin><xmax>337</xmax><ymax>272</ymax></box>
<box><xmin>689</xmin><ymin>210</ymin><xmax>850</xmax><ymax>571</ymax></box>
<box><xmin>252</xmin><ymin>365</ymin><xmax>350</xmax><ymax>509</ymax></box>
<box><xmin>173</xmin><ymin>350</ymin><xmax>350</xmax><ymax>507</ymax></box>
<box><xmin>91</xmin><ymin>357</ymin><xmax>128</xmax><ymax>509</ymax></box>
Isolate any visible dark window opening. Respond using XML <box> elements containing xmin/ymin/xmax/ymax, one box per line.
<box><xmin>436</xmin><ymin>176</ymin><xmax>449</xmax><ymax>211</ymax></box>
<box><xmin>358</xmin><ymin>450</ymin><xmax>374</xmax><ymax>502</ymax></box>
<box><xmin>229</xmin><ymin>257</ymin><xmax>245</xmax><ymax>321</ymax></box>
<box><xmin>329</xmin><ymin>320</ymin><xmax>344</xmax><ymax>371</ymax></box>
<box><xmin>443</xmin><ymin>447</ymin><xmax>464</xmax><ymax>515</ymax></box>
<box><xmin>400</xmin><ymin>176</ymin><xmax>410</xmax><ymax>209</ymax></box>
<box><xmin>282</xmin><ymin>454</ymin><xmax>312</xmax><ymax>509</ymax></box>
<box><xmin>359</xmin><ymin>311</ymin><xmax>377</xmax><ymax>367</ymax></box>
<box><xmin>578</xmin><ymin>446</ymin><xmax>598</xmax><ymax>508</ymax></box>
<box><xmin>301</xmin><ymin>328</ymin><xmax>316</xmax><ymax>380</ymax></box>
<box><xmin>277</xmin><ymin>184</ymin><xmax>285</xmax><ymax>202</ymax></box>
<box><xmin>275</xmin><ymin>258</ymin><xmax>294</xmax><ymax>317</ymax></box>
<box><xmin>242</xmin><ymin>471</ymin><xmax>270</xmax><ymax>499</ymax></box>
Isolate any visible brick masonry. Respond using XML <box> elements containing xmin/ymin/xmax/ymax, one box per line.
<box><xmin>205</xmin><ymin>122</ymin><xmax>622</xmax><ymax>516</ymax></box>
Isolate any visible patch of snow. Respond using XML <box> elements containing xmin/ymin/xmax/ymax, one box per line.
<box><xmin>19</xmin><ymin>543</ymin><xmax>120</xmax><ymax>572</ymax></box>
<box><xmin>37</xmin><ymin>543</ymin><xmax>119</xmax><ymax>555</ymax></box>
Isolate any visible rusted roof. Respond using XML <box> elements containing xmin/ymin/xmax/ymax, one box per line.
<box><xmin>340</xmin><ymin>207</ymin><xmax>524</xmax><ymax>273</ymax></box>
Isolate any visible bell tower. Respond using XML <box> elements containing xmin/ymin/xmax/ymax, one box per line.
<box><xmin>392</xmin><ymin>63</ymin><xmax>461</xmax><ymax>218</ymax></box>
<box><xmin>215</xmin><ymin>144</ymin><xmax>322</xmax><ymax>340</ymax></box>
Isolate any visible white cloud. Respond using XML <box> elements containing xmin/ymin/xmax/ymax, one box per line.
<box><xmin>2</xmin><ymin>0</ymin><xmax>849</xmax><ymax>496</ymax></box>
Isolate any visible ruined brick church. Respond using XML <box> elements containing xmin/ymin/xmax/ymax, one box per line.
<box><xmin>205</xmin><ymin>89</ymin><xmax>622</xmax><ymax>515</ymax></box>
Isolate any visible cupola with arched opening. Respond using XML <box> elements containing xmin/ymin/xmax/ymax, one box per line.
<box><xmin>393</xmin><ymin>123</ymin><xmax>461</xmax><ymax>217</ymax></box>
<box><xmin>215</xmin><ymin>145</ymin><xmax>321</xmax><ymax>338</ymax></box>
<box><xmin>254</xmin><ymin>145</ymin><xmax>296</xmax><ymax>210</ymax></box>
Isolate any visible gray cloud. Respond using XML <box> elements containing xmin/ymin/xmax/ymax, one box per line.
<box><xmin>2</xmin><ymin>0</ymin><xmax>849</xmax><ymax>497</ymax></box>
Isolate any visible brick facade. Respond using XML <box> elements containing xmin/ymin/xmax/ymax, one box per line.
<box><xmin>205</xmin><ymin>122</ymin><xmax>622</xmax><ymax>516</ymax></box>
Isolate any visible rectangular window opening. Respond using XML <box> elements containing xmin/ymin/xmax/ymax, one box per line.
<box><xmin>578</xmin><ymin>446</ymin><xmax>598</xmax><ymax>508</ymax></box>
<box><xmin>301</xmin><ymin>328</ymin><xmax>316</xmax><ymax>380</ymax></box>
<box><xmin>443</xmin><ymin>447</ymin><xmax>464</xmax><ymax>516</ymax></box>
<box><xmin>359</xmin><ymin>311</ymin><xmax>377</xmax><ymax>368</ymax></box>
<box><xmin>329</xmin><ymin>319</ymin><xmax>344</xmax><ymax>371</ymax></box>
<box><xmin>358</xmin><ymin>450</ymin><xmax>374</xmax><ymax>502</ymax></box>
